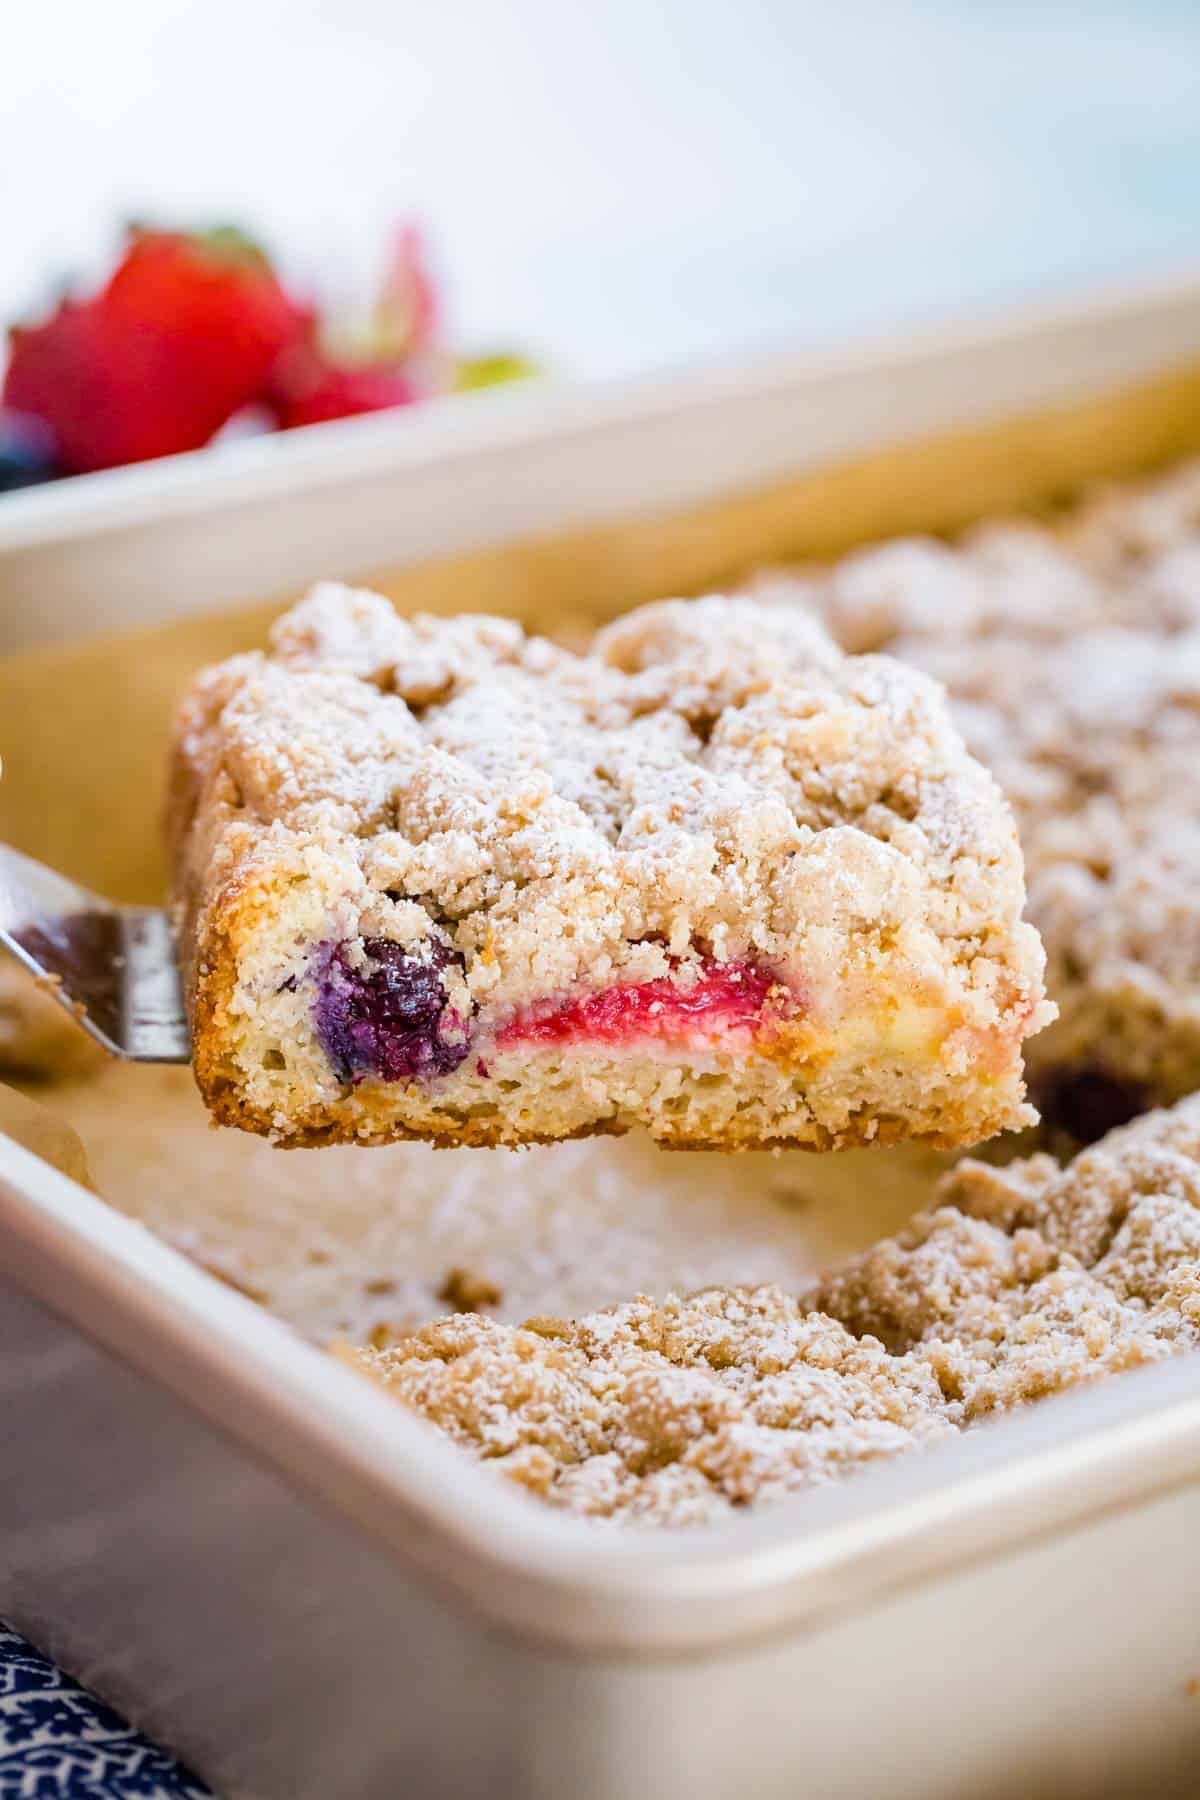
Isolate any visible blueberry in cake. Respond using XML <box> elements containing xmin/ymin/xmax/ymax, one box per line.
<box><xmin>170</xmin><ymin>583</ymin><xmax>1050</xmax><ymax>1149</ymax></box>
<box><xmin>752</xmin><ymin>458</ymin><xmax>1200</xmax><ymax>1143</ymax></box>
<box><xmin>343</xmin><ymin>1094</ymin><xmax>1200</xmax><ymax>1525</ymax></box>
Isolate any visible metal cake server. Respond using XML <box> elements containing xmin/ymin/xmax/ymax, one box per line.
<box><xmin>0</xmin><ymin>843</ymin><xmax>189</xmax><ymax>1063</ymax></box>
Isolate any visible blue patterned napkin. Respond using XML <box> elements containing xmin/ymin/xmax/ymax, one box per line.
<box><xmin>0</xmin><ymin>1624</ymin><xmax>210</xmax><ymax>1799</ymax></box>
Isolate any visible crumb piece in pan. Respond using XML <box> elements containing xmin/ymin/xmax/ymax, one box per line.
<box><xmin>750</xmin><ymin>457</ymin><xmax>1200</xmax><ymax>1140</ymax></box>
<box><xmin>436</xmin><ymin>1266</ymin><xmax>502</xmax><ymax>1313</ymax></box>
<box><xmin>174</xmin><ymin>1242</ymin><xmax>271</xmax><ymax>1305</ymax></box>
<box><xmin>170</xmin><ymin>584</ymin><xmax>1048</xmax><ymax>1151</ymax></box>
<box><xmin>344</xmin><ymin>1094</ymin><xmax>1200</xmax><ymax>1525</ymax></box>
<box><xmin>0</xmin><ymin>955</ymin><xmax>106</xmax><ymax>1080</ymax></box>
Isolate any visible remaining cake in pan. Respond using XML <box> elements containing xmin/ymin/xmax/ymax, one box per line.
<box><xmin>170</xmin><ymin>583</ymin><xmax>1049</xmax><ymax>1149</ymax></box>
<box><xmin>342</xmin><ymin>1289</ymin><xmax>956</xmax><ymax>1526</ymax></box>
<box><xmin>752</xmin><ymin>457</ymin><xmax>1200</xmax><ymax>1144</ymax></box>
<box><xmin>344</xmin><ymin>1094</ymin><xmax>1200</xmax><ymax>1525</ymax></box>
<box><xmin>807</xmin><ymin>1095</ymin><xmax>1200</xmax><ymax>1411</ymax></box>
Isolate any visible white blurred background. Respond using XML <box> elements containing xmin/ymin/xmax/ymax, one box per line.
<box><xmin>5</xmin><ymin>0</ymin><xmax>1200</xmax><ymax>375</ymax></box>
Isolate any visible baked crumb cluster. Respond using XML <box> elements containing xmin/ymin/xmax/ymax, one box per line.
<box><xmin>171</xmin><ymin>585</ymin><xmax>1046</xmax><ymax>1149</ymax></box>
<box><xmin>753</xmin><ymin>457</ymin><xmax>1200</xmax><ymax>1141</ymax></box>
<box><xmin>347</xmin><ymin>1095</ymin><xmax>1200</xmax><ymax>1525</ymax></box>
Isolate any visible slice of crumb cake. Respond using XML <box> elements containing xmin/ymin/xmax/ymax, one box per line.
<box><xmin>169</xmin><ymin>583</ymin><xmax>1050</xmax><ymax>1149</ymax></box>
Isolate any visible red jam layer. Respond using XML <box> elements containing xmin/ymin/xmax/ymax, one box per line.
<box><xmin>494</xmin><ymin>960</ymin><xmax>785</xmax><ymax>1054</ymax></box>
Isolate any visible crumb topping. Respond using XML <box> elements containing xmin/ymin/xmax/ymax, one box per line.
<box><xmin>814</xmin><ymin>1098</ymin><xmax>1200</xmax><ymax>1417</ymax></box>
<box><xmin>345</xmin><ymin>1286</ymin><xmax>954</xmax><ymax>1525</ymax></box>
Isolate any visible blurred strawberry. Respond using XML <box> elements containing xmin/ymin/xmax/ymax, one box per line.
<box><xmin>371</xmin><ymin>224</ymin><xmax>441</xmax><ymax>361</ymax></box>
<box><xmin>5</xmin><ymin>299</ymin><xmax>167</xmax><ymax>473</ymax></box>
<box><xmin>269</xmin><ymin>345</ymin><xmax>421</xmax><ymax>429</ymax></box>
<box><xmin>3</xmin><ymin>225</ymin><xmax>307</xmax><ymax>472</ymax></box>
<box><xmin>267</xmin><ymin>223</ymin><xmax>440</xmax><ymax>431</ymax></box>
<box><xmin>103</xmin><ymin>225</ymin><xmax>308</xmax><ymax>377</ymax></box>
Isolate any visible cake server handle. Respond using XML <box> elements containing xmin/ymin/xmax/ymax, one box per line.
<box><xmin>0</xmin><ymin>842</ymin><xmax>189</xmax><ymax>1064</ymax></box>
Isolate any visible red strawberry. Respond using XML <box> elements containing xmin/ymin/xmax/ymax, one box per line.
<box><xmin>3</xmin><ymin>226</ymin><xmax>307</xmax><ymax>473</ymax></box>
<box><xmin>268</xmin><ymin>343</ymin><xmax>421</xmax><ymax>430</ymax></box>
<box><xmin>266</xmin><ymin>222</ymin><xmax>442</xmax><ymax>431</ymax></box>
<box><xmin>102</xmin><ymin>225</ymin><xmax>307</xmax><ymax>381</ymax></box>
<box><xmin>4</xmin><ymin>298</ymin><xmax>178</xmax><ymax>472</ymax></box>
